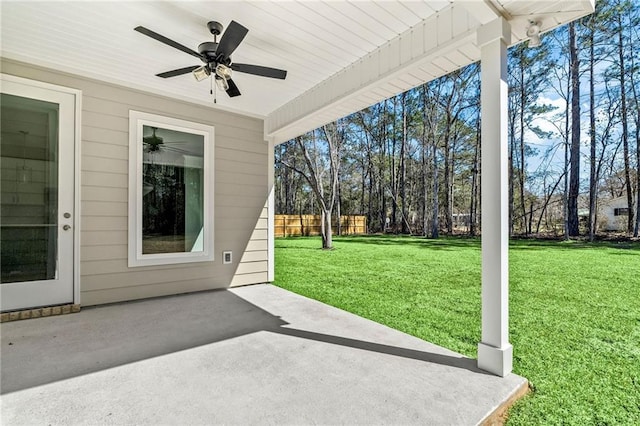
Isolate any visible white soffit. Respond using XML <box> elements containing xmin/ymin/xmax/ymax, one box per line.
<box><xmin>266</xmin><ymin>0</ymin><xmax>595</xmax><ymax>144</ymax></box>
<box><xmin>0</xmin><ymin>1</ymin><xmax>447</xmax><ymax>118</ymax></box>
<box><xmin>0</xmin><ymin>1</ymin><xmax>595</xmax><ymax>143</ymax></box>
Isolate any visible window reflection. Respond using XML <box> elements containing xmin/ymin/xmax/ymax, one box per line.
<box><xmin>0</xmin><ymin>94</ymin><xmax>59</xmax><ymax>283</ymax></box>
<box><xmin>141</xmin><ymin>125</ymin><xmax>204</xmax><ymax>255</ymax></box>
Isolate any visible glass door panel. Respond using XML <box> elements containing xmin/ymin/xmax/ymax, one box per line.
<box><xmin>1</xmin><ymin>94</ymin><xmax>60</xmax><ymax>284</ymax></box>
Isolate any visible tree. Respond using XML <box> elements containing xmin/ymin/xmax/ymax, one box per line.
<box><xmin>508</xmin><ymin>41</ymin><xmax>555</xmax><ymax>235</ymax></box>
<box><xmin>587</xmin><ymin>10</ymin><xmax>599</xmax><ymax>241</ymax></box>
<box><xmin>400</xmin><ymin>92</ymin><xmax>409</xmax><ymax>233</ymax></box>
<box><xmin>629</xmin><ymin>21</ymin><xmax>640</xmax><ymax>237</ymax></box>
<box><xmin>280</xmin><ymin>124</ymin><xmax>343</xmax><ymax>249</ymax></box>
<box><xmin>615</xmin><ymin>0</ymin><xmax>634</xmax><ymax>233</ymax></box>
<box><xmin>273</xmin><ymin>0</ymin><xmax>638</xmax><ymax>241</ymax></box>
<box><xmin>568</xmin><ymin>21</ymin><xmax>582</xmax><ymax>236</ymax></box>
<box><xmin>631</xmin><ymin>46</ymin><xmax>640</xmax><ymax>236</ymax></box>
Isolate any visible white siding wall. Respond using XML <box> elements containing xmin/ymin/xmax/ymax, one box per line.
<box><xmin>1</xmin><ymin>59</ymin><xmax>270</xmax><ymax>306</ymax></box>
<box><xmin>600</xmin><ymin>197</ymin><xmax>636</xmax><ymax>232</ymax></box>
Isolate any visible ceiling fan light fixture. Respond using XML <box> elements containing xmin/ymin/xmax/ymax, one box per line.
<box><xmin>526</xmin><ymin>21</ymin><xmax>541</xmax><ymax>48</ymax></box>
<box><xmin>215</xmin><ymin>64</ymin><xmax>233</xmax><ymax>80</ymax></box>
<box><xmin>216</xmin><ymin>76</ymin><xmax>229</xmax><ymax>91</ymax></box>
<box><xmin>192</xmin><ymin>65</ymin><xmax>210</xmax><ymax>82</ymax></box>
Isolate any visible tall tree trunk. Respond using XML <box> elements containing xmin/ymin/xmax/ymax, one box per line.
<box><xmin>509</xmin><ymin>102</ymin><xmax>516</xmax><ymax>236</ymax></box>
<box><xmin>588</xmin><ymin>20</ymin><xmax>597</xmax><ymax>241</ymax></box>
<box><xmin>400</xmin><ymin>92</ymin><xmax>408</xmax><ymax>233</ymax></box>
<box><xmin>431</xmin><ymin>133</ymin><xmax>439</xmax><ymax>238</ymax></box>
<box><xmin>568</xmin><ymin>22</ymin><xmax>581</xmax><ymax>236</ymax></box>
<box><xmin>627</xmin><ymin>5</ymin><xmax>640</xmax><ymax>237</ymax></box>
<box><xmin>563</xmin><ymin>61</ymin><xmax>571</xmax><ymax>240</ymax></box>
<box><xmin>470</xmin><ymin>113</ymin><xmax>480</xmax><ymax>236</ymax></box>
<box><xmin>379</xmin><ymin>108</ymin><xmax>387</xmax><ymax>232</ymax></box>
<box><xmin>367</xmin><ymin>154</ymin><xmax>374</xmax><ymax>232</ymax></box>
<box><xmin>443</xmin><ymin>111</ymin><xmax>452</xmax><ymax>234</ymax></box>
<box><xmin>390</xmin><ymin>99</ymin><xmax>398</xmax><ymax>231</ymax></box>
<box><xmin>635</xmin><ymin>118</ymin><xmax>640</xmax><ymax>237</ymax></box>
<box><xmin>360</xmin><ymin>158</ymin><xmax>366</xmax><ymax>216</ymax></box>
<box><xmin>635</xmin><ymin>117</ymin><xmax>640</xmax><ymax>237</ymax></box>
<box><xmin>631</xmin><ymin>66</ymin><xmax>640</xmax><ymax>237</ymax></box>
<box><xmin>448</xmin><ymin>127</ymin><xmax>459</xmax><ymax>235</ymax></box>
<box><xmin>321</xmin><ymin>209</ymin><xmax>333</xmax><ymax>249</ymax></box>
<box><xmin>519</xmin><ymin>59</ymin><xmax>528</xmax><ymax>235</ymax></box>
<box><xmin>421</xmin><ymin>87</ymin><xmax>428</xmax><ymax>236</ymax></box>
<box><xmin>336</xmin><ymin>181</ymin><xmax>342</xmax><ymax>236</ymax></box>
<box><xmin>617</xmin><ymin>11</ymin><xmax>634</xmax><ymax>233</ymax></box>
<box><xmin>359</xmin><ymin>111</ymin><xmax>376</xmax><ymax>232</ymax></box>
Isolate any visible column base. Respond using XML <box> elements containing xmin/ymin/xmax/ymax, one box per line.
<box><xmin>478</xmin><ymin>342</ymin><xmax>513</xmax><ymax>377</ymax></box>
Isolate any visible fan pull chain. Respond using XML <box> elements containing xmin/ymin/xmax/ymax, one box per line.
<box><xmin>211</xmin><ymin>76</ymin><xmax>217</xmax><ymax>104</ymax></box>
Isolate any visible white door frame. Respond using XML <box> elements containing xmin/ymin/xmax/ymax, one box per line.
<box><xmin>0</xmin><ymin>73</ymin><xmax>82</xmax><ymax>309</ymax></box>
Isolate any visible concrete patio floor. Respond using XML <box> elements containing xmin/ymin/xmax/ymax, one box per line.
<box><xmin>1</xmin><ymin>284</ymin><xmax>527</xmax><ymax>425</ymax></box>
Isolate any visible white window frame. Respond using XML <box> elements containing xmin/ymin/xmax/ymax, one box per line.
<box><xmin>614</xmin><ymin>207</ymin><xmax>629</xmax><ymax>216</ymax></box>
<box><xmin>128</xmin><ymin>110</ymin><xmax>214</xmax><ymax>267</ymax></box>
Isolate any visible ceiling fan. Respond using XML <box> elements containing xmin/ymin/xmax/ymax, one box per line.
<box><xmin>142</xmin><ymin>127</ymin><xmax>202</xmax><ymax>157</ymax></box>
<box><xmin>143</xmin><ymin>127</ymin><xmax>164</xmax><ymax>152</ymax></box>
<box><xmin>134</xmin><ymin>20</ymin><xmax>287</xmax><ymax>98</ymax></box>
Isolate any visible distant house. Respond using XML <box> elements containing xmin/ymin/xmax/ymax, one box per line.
<box><xmin>600</xmin><ymin>196</ymin><xmax>637</xmax><ymax>232</ymax></box>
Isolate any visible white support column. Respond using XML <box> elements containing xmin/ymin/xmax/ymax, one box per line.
<box><xmin>267</xmin><ymin>138</ymin><xmax>275</xmax><ymax>282</ymax></box>
<box><xmin>477</xmin><ymin>18</ymin><xmax>512</xmax><ymax>377</ymax></box>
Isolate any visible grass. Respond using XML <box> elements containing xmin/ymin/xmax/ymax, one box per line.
<box><xmin>274</xmin><ymin>235</ymin><xmax>640</xmax><ymax>425</ymax></box>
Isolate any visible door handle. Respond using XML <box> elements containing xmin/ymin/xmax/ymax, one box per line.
<box><xmin>63</xmin><ymin>224</ymin><xmax>71</xmax><ymax>231</ymax></box>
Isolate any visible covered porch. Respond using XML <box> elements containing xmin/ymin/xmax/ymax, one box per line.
<box><xmin>1</xmin><ymin>284</ymin><xmax>527</xmax><ymax>424</ymax></box>
<box><xmin>1</xmin><ymin>0</ymin><xmax>595</xmax><ymax>409</ymax></box>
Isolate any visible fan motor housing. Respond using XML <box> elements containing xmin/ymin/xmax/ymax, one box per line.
<box><xmin>199</xmin><ymin>41</ymin><xmax>229</xmax><ymax>64</ymax></box>
<box><xmin>199</xmin><ymin>42</ymin><xmax>232</xmax><ymax>65</ymax></box>
<box><xmin>198</xmin><ymin>42</ymin><xmax>219</xmax><ymax>57</ymax></box>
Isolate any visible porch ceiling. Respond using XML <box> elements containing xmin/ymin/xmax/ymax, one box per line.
<box><xmin>1</xmin><ymin>1</ymin><xmax>594</xmax><ymax>143</ymax></box>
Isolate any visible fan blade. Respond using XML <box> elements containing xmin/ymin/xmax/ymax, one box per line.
<box><xmin>134</xmin><ymin>26</ymin><xmax>204</xmax><ymax>61</ymax></box>
<box><xmin>215</xmin><ymin>20</ymin><xmax>248</xmax><ymax>60</ymax></box>
<box><xmin>231</xmin><ymin>63</ymin><xmax>287</xmax><ymax>79</ymax></box>
<box><xmin>156</xmin><ymin>66</ymin><xmax>200</xmax><ymax>78</ymax></box>
<box><xmin>226</xmin><ymin>78</ymin><xmax>241</xmax><ymax>97</ymax></box>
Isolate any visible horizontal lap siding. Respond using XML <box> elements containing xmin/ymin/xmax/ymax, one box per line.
<box><xmin>1</xmin><ymin>59</ymin><xmax>270</xmax><ymax>306</ymax></box>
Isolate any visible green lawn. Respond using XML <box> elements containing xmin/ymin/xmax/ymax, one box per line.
<box><xmin>274</xmin><ymin>235</ymin><xmax>640</xmax><ymax>425</ymax></box>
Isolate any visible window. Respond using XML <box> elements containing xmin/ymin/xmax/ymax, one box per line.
<box><xmin>614</xmin><ymin>207</ymin><xmax>629</xmax><ymax>216</ymax></box>
<box><xmin>128</xmin><ymin>111</ymin><xmax>214</xmax><ymax>267</ymax></box>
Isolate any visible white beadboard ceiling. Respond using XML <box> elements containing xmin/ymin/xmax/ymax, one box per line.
<box><xmin>0</xmin><ymin>1</ymin><xmax>594</xmax><ymax>143</ymax></box>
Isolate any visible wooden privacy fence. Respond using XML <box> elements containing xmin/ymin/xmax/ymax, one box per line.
<box><xmin>275</xmin><ymin>215</ymin><xmax>367</xmax><ymax>237</ymax></box>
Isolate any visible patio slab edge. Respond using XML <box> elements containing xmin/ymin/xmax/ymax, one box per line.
<box><xmin>479</xmin><ymin>378</ymin><xmax>531</xmax><ymax>425</ymax></box>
